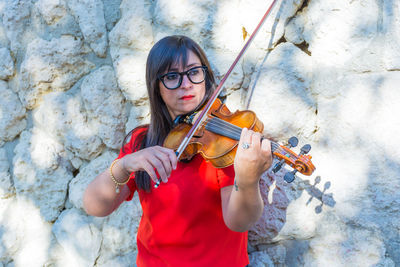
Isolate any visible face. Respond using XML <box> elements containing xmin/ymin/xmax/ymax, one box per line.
<box><xmin>159</xmin><ymin>50</ymin><xmax>206</xmax><ymax>120</ymax></box>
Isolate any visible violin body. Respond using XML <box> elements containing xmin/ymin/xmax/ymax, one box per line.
<box><xmin>164</xmin><ymin>98</ymin><xmax>263</xmax><ymax>168</ymax></box>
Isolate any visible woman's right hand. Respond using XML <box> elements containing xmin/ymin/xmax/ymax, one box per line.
<box><xmin>121</xmin><ymin>146</ymin><xmax>178</xmax><ymax>184</ymax></box>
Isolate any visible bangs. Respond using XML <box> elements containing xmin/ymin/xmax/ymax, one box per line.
<box><xmin>158</xmin><ymin>42</ymin><xmax>192</xmax><ymax>75</ymax></box>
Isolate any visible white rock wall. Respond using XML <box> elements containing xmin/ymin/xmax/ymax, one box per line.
<box><xmin>0</xmin><ymin>0</ymin><xmax>399</xmax><ymax>266</ymax></box>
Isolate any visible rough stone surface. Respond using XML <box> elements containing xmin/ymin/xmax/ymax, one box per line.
<box><xmin>109</xmin><ymin>0</ymin><xmax>153</xmax><ymax>52</ymax></box>
<box><xmin>0</xmin><ymin>21</ymin><xmax>7</xmax><ymax>49</ymax></box>
<box><xmin>125</xmin><ymin>104</ymin><xmax>150</xmax><ymax>134</ymax></box>
<box><xmin>80</xmin><ymin>65</ymin><xmax>127</xmax><ymax>149</ymax></box>
<box><xmin>0</xmin><ymin>197</ymin><xmax>53</xmax><ymax>266</ymax></box>
<box><xmin>33</xmin><ymin>91</ymin><xmax>105</xmax><ymax>162</ymax></box>
<box><xmin>248</xmin><ymin>165</ymin><xmax>289</xmax><ymax>246</ymax></box>
<box><xmin>1</xmin><ymin>0</ymin><xmax>32</xmax><ymax>53</ymax></box>
<box><xmin>110</xmin><ymin>49</ymin><xmax>149</xmax><ymax>103</ymax></box>
<box><xmin>102</xmin><ymin>0</ymin><xmax>121</xmax><ymax>31</ymax></box>
<box><xmin>0</xmin><ymin>80</ymin><xmax>26</xmax><ymax>146</ymax></box>
<box><xmin>109</xmin><ymin>0</ymin><xmax>153</xmax><ymax>103</ymax></box>
<box><xmin>96</xmin><ymin>197</ymin><xmax>142</xmax><ymax>267</ymax></box>
<box><xmin>0</xmin><ymin>0</ymin><xmax>399</xmax><ymax>266</ymax></box>
<box><xmin>67</xmin><ymin>150</ymin><xmax>142</xmax><ymax>266</ymax></box>
<box><xmin>12</xmin><ymin>129</ymin><xmax>73</xmax><ymax>222</ymax></box>
<box><xmin>246</xmin><ymin>42</ymin><xmax>316</xmax><ymax>140</ymax></box>
<box><xmin>0</xmin><ymin>148</ymin><xmax>13</xmax><ymax>198</ymax></box>
<box><xmin>35</xmin><ymin>0</ymin><xmax>67</xmax><ymax>25</ymax></box>
<box><xmin>0</xmin><ymin>47</ymin><xmax>14</xmax><ymax>79</ymax></box>
<box><xmin>68</xmin><ymin>0</ymin><xmax>108</xmax><ymax>57</ymax></box>
<box><xmin>18</xmin><ymin>36</ymin><xmax>94</xmax><ymax>109</ymax></box>
<box><xmin>68</xmin><ymin>150</ymin><xmax>116</xmax><ymax>210</ymax></box>
<box><xmin>52</xmin><ymin>208</ymin><xmax>103</xmax><ymax>267</ymax></box>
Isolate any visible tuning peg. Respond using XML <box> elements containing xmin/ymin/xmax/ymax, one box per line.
<box><xmin>300</xmin><ymin>144</ymin><xmax>311</xmax><ymax>155</ymax></box>
<box><xmin>273</xmin><ymin>137</ymin><xmax>298</xmax><ymax>173</ymax></box>
<box><xmin>288</xmin><ymin>136</ymin><xmax>298</xmax><ymax>148</ymax></box>
<box><xmin>272</xmin><ymin>159</ymin><xmax>284</xmax><ymax>173</ymax></box>
<box><xmin>284</xmin><ymin>170</ymin><xmax>297</xmax><ymax>183</ymax></box>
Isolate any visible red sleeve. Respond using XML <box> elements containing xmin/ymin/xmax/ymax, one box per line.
<box><xmin>116</xmin><ymin>126</ymin><xmax>147</xmax><ymax>201</ymax></box>
<box><xmin>124</xmin><ymin>176</ymin><xmax>137</xmax><ymax>201</ymax></box>
<box><xmin>216</xmin><ymin>165</ymin><xmax>235</xmax><ymax>188</ymax></box>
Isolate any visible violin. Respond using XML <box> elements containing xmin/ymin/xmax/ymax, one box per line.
<box><xmin>163</xmin><ymin>98</ymin><xmax>315</xmax><ymax>183</ymax></box>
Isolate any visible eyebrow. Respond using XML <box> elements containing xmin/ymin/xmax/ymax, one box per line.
<box><xmin>168</xmin><ymin>63</ymin><xmax>202</xmax><ymax>72</ymax></box>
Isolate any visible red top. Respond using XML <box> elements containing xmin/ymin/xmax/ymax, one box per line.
<box><xmin>117</xmin><ymin>127</ymin><xmax>249</xmax><ymax>266</ymax></box>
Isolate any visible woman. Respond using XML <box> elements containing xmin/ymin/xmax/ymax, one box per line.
<box><xmin>83</xmin><ymin>35</ymin><xmax>272</xmax><ymax>266</ymax></box>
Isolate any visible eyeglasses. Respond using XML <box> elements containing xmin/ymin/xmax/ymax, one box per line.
<box><xmin>158</xmin><ymin>66</ymin><xmax>207</xmax><ymax>90</ymax></box>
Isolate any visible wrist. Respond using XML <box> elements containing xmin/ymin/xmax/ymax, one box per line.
<box><xmin>121</xmin><ymin>156</ymin><xmax>132</xmax><ymax>177</ymax></box>
<box><xmin>234</xmin><ymin>175</ymin><xmax>260</xmax><ymax>192</ymax></box>
<box><xmin>109</xmin><ymin>159</ymin><xmax>130</xmax><ymax>194</ymax></box>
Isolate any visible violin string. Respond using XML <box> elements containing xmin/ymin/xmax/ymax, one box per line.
<box><xmin>205</xmin><ymin>118</ymin><xmax>287</xmax><ymax>155</ymax></box>
<box><xmin>204</xmin><ymin>117</ymin><xmax>244</xmax><ymax>139</ymax></box>
<box><xmin>204</xmin><ymin>117</ymin><xmax>289</xmax><ymax>155</ymax></box>
<box><xmin>205</xmin><ymin>117</ymin><xmax>270</xmax><ymax>145</ymax></box>
<box><xmin>205</xmin><ymin>117</ymin><xmax>242</xmax><ymax>137</ymax></box>
<box><xmin>204</xmin><ymin>116</ymin><xmax>277</xmax><ymax>150</ymax></box>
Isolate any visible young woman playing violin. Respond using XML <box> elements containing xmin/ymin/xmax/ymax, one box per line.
<box><xmin>83</xmin><ymin>35</ymin><xmax>272</xmax><ymax>266</ymax></box>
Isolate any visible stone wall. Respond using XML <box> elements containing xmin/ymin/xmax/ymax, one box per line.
<box><xmin>0</xmin><ymin>0</ymin><xmax>399</xmax><ymax>266</ymax></box>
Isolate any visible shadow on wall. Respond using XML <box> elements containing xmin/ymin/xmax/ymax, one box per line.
<box><xmin>301</xmin><ymin>175</ymin><xmax>335</xmax><ymax>213</ymax></box>
<box><xmin>245</xmin><ymin>0</ymin><xmax>290</xmax><ymax>110</ymax></box>
<box><xmin>246</xmin><ymin>0</ymin><xmax>400</xmax><ymax>265</ymax></box>
<box><xmin>248</xmin><ymin>159</ymin><xmax>336</xmax><ymax>247</ymax></box>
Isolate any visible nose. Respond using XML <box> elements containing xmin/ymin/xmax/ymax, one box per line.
<box><xmin>180</xmin><ymin>74</ymin><xmax>192</xmax><ymax>89</ymax></box>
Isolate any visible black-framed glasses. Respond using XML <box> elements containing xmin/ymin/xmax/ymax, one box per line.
<box><xmin>158</xmin><ymin>66</ymin><xmax>208</xmax><ymax>90</ymax></box>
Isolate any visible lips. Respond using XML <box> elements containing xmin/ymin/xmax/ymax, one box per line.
<box><xmin>180</xmin><ymin>95</ymin><xmax>195</xmax><ymax>100</ymax></box>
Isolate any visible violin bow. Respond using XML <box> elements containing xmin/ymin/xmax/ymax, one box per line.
<box><xmin>175</xmin><ymin>0</ymin><xmax>279</xmax><ymax>160</ymax></box>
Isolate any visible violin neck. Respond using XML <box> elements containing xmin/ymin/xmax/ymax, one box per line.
<box><xmin>204</xmin><ymin>116</ymin><xmax>280</xmax><ymax>152</ymax></box>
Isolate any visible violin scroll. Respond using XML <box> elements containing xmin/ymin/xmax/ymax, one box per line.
<box><xmin>272</xmin><ymin>137</ymin><xmax>316</xmax><ymax>183</ymax></box>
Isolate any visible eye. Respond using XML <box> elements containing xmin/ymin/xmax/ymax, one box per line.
<box><xmin>188</xmin><ymin>68</ymin><xmax>200</xmax><ymax>76</ymax></box>
<box><xmin>164</xmin><ymin>73</ymin><xmax>179</xmax><ymax>81</ymax></box>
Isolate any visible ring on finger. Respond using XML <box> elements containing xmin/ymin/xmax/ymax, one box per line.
<box><xmin>242</xmin><ymin>142</ymin><xmax>250</xmax><ymax>149</ymax></box>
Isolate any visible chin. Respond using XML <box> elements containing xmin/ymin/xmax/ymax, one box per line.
<box><xmin>183</xmin><ymin>103</ymin><xmax>199</xmax><ymax>112</ymax></box>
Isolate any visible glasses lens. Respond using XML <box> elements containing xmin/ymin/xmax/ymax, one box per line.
<box><xmin>187</xmin><ymin>66</ymin><xmax>206</xmax><ymax>84</ymax></box>
<box><xmin>162</xmin><ymin>72</ymin><xmax>180</xmax><ymax>89</ymax></box>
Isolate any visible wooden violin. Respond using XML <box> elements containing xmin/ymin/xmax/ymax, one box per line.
<box><xmin>163</xmin><ymin>98</ymin><xmax>316</xmax><ymax>183</ymax></box>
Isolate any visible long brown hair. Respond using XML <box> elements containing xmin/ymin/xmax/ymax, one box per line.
<box><xmin>123</xmin><ymin>35</ymin><xmax>216</xmax><ymax>191</ymax></box>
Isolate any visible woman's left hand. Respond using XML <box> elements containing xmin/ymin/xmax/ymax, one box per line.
<box><xmin>233</xmin><ymin>128</ymin><xmax>272</xmax><ymax>188</ymax></box>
